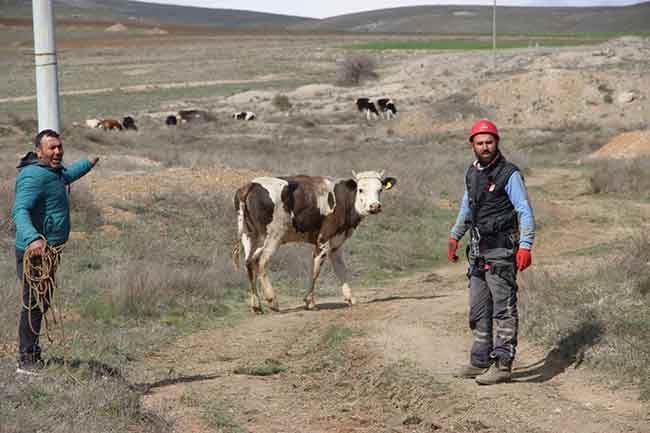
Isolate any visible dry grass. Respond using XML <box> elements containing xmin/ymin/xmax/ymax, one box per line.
<box><xmin>520</xmin><ymin>231</ymin><xmax>650</xmax><ymax>397</ymax></box>
<box><xmin>0</xmin><ymin>178</ymin><xmax>15</xmax><ymax>248</ymax></box>
<box><xmin>69</xmin><ymin>183</ymin><xmax>104</xmax><ymax>233</ymax></box>
<box><xmin>1</xmin><ymin>363</ymin><xmax>171</xmax><ymax>433</ymax></box>
<box><xmin>88</xmin><ymin>188</ymin><xmax>245</xmax><ymax>319</ymax></box>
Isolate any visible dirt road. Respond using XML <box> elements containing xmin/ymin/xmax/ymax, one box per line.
<box><xmin>139</xmin><ymin>269</ymin><xmax>648</xmax><ymax>433</ymax></box>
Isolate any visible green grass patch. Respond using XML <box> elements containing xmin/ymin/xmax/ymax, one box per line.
<box><xmin>234</xmin><ymin>358</ymin><xmax>287</xmax><ymax>376</ymax></box>
<box><xmin>350</xmin><ymin>201</ymin><xmax>454</xmax><ymax>285</ymax></box>
<box><xmin>321</xmin><ymin>325</ymin><xmax>355</xmax><ymax>350</ymax></box>
<box><xmin>201</xmin><ymin>401</ymin><xmax>249</xmax><ymax>433</ymax></box>
<box><xmin>498</xmin><ymin>31</ymin><xmax>650</xmax><ymax>39</ymax></box>
<box><xmin>338</xmin><ymin>39</ymin><xmax>599</xmax><ymax>51</ymax></box>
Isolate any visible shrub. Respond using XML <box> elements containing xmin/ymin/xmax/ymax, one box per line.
<box><xmin>619</xmin><ymin>231</ymin><xmax>650</xmax><ymax>296</ymax></box>
<box><xmin>272</xmin><ymin>94</ymin><xmax>292</xmax><ymax>112</ymax></box>
<box><xmin>588</xmin><ymin>158</ymin><xmax>650</xmax><ymax>197</ymax></box>
<box><xmin>336</xmin><ymin>54</ymin><xmax>379</xmax><ymax>86</ymax></box>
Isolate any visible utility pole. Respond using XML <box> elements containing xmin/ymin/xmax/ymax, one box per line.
<box><xmin>492</xmin><ymin>0</ymin><xmax>497</xmax><ymax>71</ymax></box>
<box><xmin>32</xmin><ymin>0</ymin><xmax>61</xmax><ymax>133</ymax></box>
<box><xmin>492</xmin><ymin>0</ymin><xmax>497</xmax><ymax>70</ymax></box>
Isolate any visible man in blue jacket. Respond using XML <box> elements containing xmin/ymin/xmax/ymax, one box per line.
<box><xmin>447</xmin><ymin>119</ymin><xmax>535</xmax><ymax>385</ymax></box>
<box><xmin>12</xmin><ymin>129</ymin><xmax>99</xmax><ymax>375</ymax></box>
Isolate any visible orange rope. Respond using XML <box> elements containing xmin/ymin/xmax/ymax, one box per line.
<box><xmin>22</xmin><ymin>241</ymin><xmax>64</xmax><ymax>343</ymax></box>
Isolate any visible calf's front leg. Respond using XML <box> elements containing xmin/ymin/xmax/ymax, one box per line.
<box><xmin>329</xmin><ymin>247</ymin><xmax>355</xmax><ymax>305</ymax></box>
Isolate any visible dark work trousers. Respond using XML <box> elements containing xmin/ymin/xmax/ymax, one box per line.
<box><xmin>16</xmin><ymin>249</ymin><xmax>50</xmax><ymax>362</ymax></box>
<box><xmin>468</xmin><ymin>258</ymin><xmax>519</xmax><ymax>368</ymax></box>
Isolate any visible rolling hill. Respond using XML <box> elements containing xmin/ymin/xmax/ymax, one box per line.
<box><xmin>0</xmin><ymin>0</ymin><xmax>315</xmax><ymax>29</ymax></box>
<box><xmin>290</xmin><ymin>2</ymin><xmax>650</xmax><ymax>34</ymax></box>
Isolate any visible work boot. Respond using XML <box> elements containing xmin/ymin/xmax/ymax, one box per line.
<box><xmin>453</xmin><ymin>363</ymin><xmax>489</xmax><ymax>379</ymax></box>
<box><xmin>475</xmin><ymin>359</ymin><xmax>512</xmax><ymax>385</ymax></box>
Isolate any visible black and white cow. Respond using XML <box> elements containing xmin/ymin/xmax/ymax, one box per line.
<box><xmin>232</xmin><ymin>111</ymin><xmax>256</xmax><ymax>121</ymax></box>
<box><xmin>122</xmin><ymin>116</ymin><xmax>137</xmax><ymax>131</ymax></box>
<box><xmin>233</xmin><ymin>170</ymin><xmax>397</xmax><ymax>313</ymax></box>
<box><xmin>356</xmin><ymin>98</ymin><xmax>379</xmax><ymax>120</ymax></box>
<box><xmin>376</xmin><ymin>98</ymin><xmax>398</xmax><ymax>120</ymax></box>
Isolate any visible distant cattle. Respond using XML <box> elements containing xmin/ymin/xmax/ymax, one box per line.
<box><xmin>356</xmin><ymin>98</ymin><xmax>379</xmax><ymax>120</ymax></box>
<box><xmin>122</xmin><ymin>116</ymin><xmax>137</xmax><ymax>131</ymax></box>
<box><xmin>232</xmin><ymin>170</ymin><xmax>397</xmax><ymax>313</ymax></box>
<box><xmin>376</xmin><ymin>98</ymin><xmax>398</xmax><ymax>120</ymax></box>
<box><xmin>232</xmin><ymin>111</ymin><xmax>256</xmax><ymax>121</ymax></box>
<box><xmin>178</xmin><ymin>109</ymin><xmax>211</xmax><ymax>123</ymax></box>
<box><xmin>165</xmin><ymin>115</ymin><xmax>178</xmax><ymax>126</ymax></box>
<box><xmin>98</xmin><ymin>118</ymin><xmax>123</xmax><ymax>131</ymax></box>
<box><xmin>85</xmin><ymin>118</ymin><xmax>101</xmax><ymax>129</ymax></box>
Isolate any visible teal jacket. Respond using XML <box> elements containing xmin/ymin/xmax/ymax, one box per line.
<box><xmin>12</xmin><ymin>152</ymin><xmax>93</xmax><ymax>252</ymax></box>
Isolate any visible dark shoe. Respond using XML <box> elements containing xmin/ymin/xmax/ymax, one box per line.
<box><xmin>453</xmin><ymin>364</ymin><xmax>489</xmax><ymax>379</ymax></box>
<box><xmin>16</xmin><ymin>352</ymin><xmax>45</xmax><ymax>376</ymax></box>
<box><xmin>475</xmin><ymin>360</ymin><xmax>512</xmax><ymax>385</ymax></box>
<box><xmin>16</xmin><ymin>359</ymin><xmax>45</xmax><ymax>376</ymax></box>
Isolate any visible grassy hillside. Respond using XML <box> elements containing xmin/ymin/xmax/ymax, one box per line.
<box><xmin>0</xmin><ymin>0</ymin><xmax>315</xmax><ymax>29</ymax></box>
<box><xmin>290</xmin><ymin>2</ymin><xmax>650</xmax><ymax>34</ymax></box>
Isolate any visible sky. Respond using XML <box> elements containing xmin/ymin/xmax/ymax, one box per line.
<box><xmin>136</xmin><ymin>0</ymin><xmax>643</xmax><ymax>19</ymax></box>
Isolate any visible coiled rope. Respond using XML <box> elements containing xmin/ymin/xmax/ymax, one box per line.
<box><xmin>22</xmin><ymin>240</ymin><xmax>64</xmax><ymax>343</ymax></box>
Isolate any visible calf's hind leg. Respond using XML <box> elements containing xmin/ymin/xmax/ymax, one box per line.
<box><xmin>304</xmin><ymin>244</ymin><xmax>328</xmax><ymax>310</ymax></box>
<box><xmin>243</xmin><ymin>233</ymin><xmax>263</xmax><ymax>313</ymax></box>
<box><xmin>257</xmin><ymin>235</ymin><xmax>282</xmax><ymax>312</ymax></box>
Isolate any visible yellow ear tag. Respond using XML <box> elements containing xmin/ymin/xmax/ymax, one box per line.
<box><xmin>384</xmin><ymin>181</ymin><xmax>393</xmax><ymax>190</ymax></box>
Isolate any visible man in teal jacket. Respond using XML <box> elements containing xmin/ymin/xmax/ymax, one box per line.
<box><xmin>12</xmin><ymin>129</ymin><xmax>99</xmax><ymax>374</ymax></box>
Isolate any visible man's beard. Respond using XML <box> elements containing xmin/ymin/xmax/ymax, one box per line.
<box><xmin>475</xmin><ymin>149</ymin><xmax>497</xmax><ymax>166</ymax></box>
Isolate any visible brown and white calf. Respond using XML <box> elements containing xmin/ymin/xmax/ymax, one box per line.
<box><xmin>233</xmin><ymin>171</ymin><xmax>397</xmax><ymax>313</ymax></box>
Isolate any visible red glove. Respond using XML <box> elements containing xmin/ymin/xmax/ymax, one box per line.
<box><xmin>447</xmin><ymin>238</ymin><xmax>459</xmax><ymax>262</ymax></box>
<box><xmin>516</xmin><ymin>248</ymin><xmax>532</xmax><ymax>272</ymax></box>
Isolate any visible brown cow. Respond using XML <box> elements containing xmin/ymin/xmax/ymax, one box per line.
<box><xmin>98</xmin><ymin>118</ymin><xmax>123</xmax><ymax>131</ymax></box>
<box><xmin>233</xmin><ymin>171</ymin><xmax>397</xmax><ymax>313</ymax></box>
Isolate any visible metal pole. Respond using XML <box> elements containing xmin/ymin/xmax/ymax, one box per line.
<box><xmin>32</xmin><ymin>0</ymin><xmax>61</xmax><ymax>133</ymax></box>
<box><xmin>492</xmin><ymin>0</ymin><xmax>496</xmax><ymax>70</ymax></box>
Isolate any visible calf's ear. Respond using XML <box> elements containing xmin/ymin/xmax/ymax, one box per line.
<box><xmin>382</xmin><ymin>177</ymin><xmax>397</xmax><ymax>191</ymax></box>
<box><xmin>344</xmin><ymin>179</ymin><xmax>357</xmax><ymax>191</ymax></box>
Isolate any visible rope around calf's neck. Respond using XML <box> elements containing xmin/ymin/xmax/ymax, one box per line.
<box><xmin>22</xmin><ymin>241</ymin><xmax>64</xmax><ymax>344</ymax></box>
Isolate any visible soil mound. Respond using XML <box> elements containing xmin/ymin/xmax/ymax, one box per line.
<box><xmin>145</xmin><ymin>27</ymin><xmax>168</xmax><ymax>35</ymax></box>
<box><xmin>105</xmin><ymin>23</ymin><xmax>127</xmax><ymax>32</ymax></box>
<box><xmin>588</xmin><ymin>130</ymin><xmax>650</xmax><ymax>160</ymax></box>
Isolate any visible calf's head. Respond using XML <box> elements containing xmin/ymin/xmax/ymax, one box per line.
<box><xmin>350</xmin><ymin>170</ymin><xmax>397</xmax><ymax>216</ymax></box>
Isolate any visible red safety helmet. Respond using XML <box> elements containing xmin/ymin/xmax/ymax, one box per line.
<box><xmin>469</xmin><ymin>119</ymin><xmax>499</xmax><ymax>143</ymax></box>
